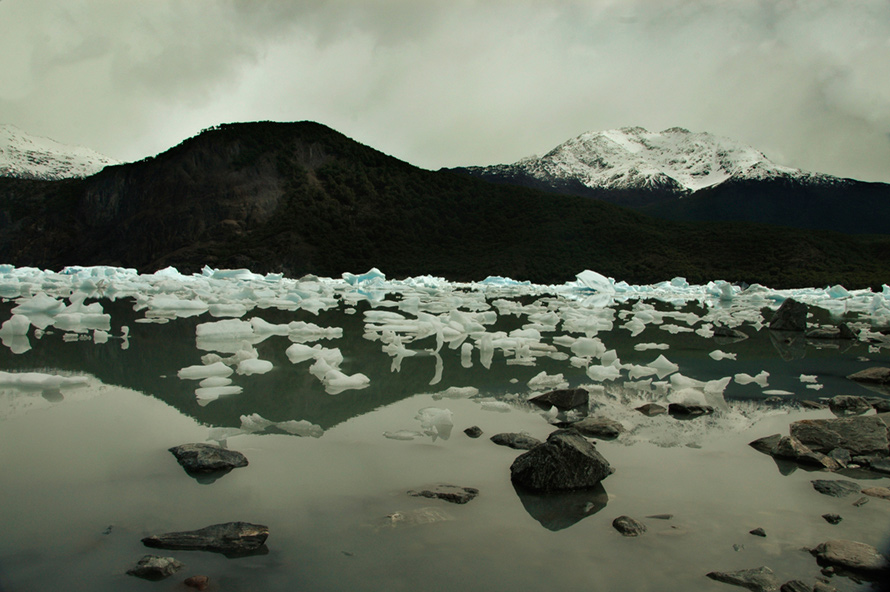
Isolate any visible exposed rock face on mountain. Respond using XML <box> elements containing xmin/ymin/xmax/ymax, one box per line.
<box><xmin>0</xmin><ymin>124</ymin><xmax>119</xmax><ymax>180</ymax></box>
<box><xmin>450</xmin><ymin>127</ymin><xmax>890</xmax><ymax>234</ymax></box>
<box><xmin>2</xmin><ymin>121</ymin><xmax>889</xmax><ymax>287</ymax></box>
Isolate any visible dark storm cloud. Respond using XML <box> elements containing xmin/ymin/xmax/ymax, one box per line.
<box><xmin>1</xmin><ymin>0</ymin><xmax>888</xmax><ymax>182</ymax></box>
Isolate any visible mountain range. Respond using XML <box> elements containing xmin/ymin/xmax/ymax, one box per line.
<box><xmin>1</xmin><ymin>121</ymin><xmax>888</xmax><ymax>287</ymax></box>
<box><xmin>0</xmin><ymin>124</ymin><xmax>119</xmax><ymax>181</ymax></box>
<box><xmin>449</xmin><ymin>126</ymin><xmax>889</xmax><ymax>234</ymax></box>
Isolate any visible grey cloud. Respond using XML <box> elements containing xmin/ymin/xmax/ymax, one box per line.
<box><xmin>1</xmin><ymin>0</ymin><xmax>888</xmax><ymax>182</ymax></box>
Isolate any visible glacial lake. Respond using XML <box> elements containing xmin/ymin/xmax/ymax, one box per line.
<box><xmin>0</xmin><ymin>267</ymin><xmax>889</xmax><ymax>591</ymax></box>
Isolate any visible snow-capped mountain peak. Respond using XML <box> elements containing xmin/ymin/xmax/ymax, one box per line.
<box><xmin>478</xmin><ymin>126</ymin><xmax>827</xmax><ymax>193</ymax></box>
<box><xmin>0</xmin><ymin>124</ymin><xmax>120</xmax><ymax>180</ymax></box>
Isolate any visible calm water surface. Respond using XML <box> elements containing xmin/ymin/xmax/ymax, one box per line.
<box><xmin>1</xmin><ymin>284</ymin><xmax>889</xmax><ymax>591</ymax></box>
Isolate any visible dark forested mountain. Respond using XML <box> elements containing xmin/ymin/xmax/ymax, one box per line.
<box><xmin>449</xmin><ymin>127</ymin><xmax>890</xmax><ymax>235</ymax></box>
<box><xmin>1</xmin><ymin>121</ymin><xmax>889</xmax><ymax>288</ymax></box>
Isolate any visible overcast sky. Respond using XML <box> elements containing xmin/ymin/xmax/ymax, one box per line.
<box><xmin>1</xmin><ymin>0</ymin><xmax>889</xmax><ymax>182</ymax></box>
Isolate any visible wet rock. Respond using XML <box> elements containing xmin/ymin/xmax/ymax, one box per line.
<box><xmin>865</xmin><ymin>457</ymin><xmax>890</xmax><ymax>474</ymax></box>
<box><xmin>800</xmin><ymin>400</ymin><xmax>827</xmax><ymax>410</ymax></box>
<box><xmin>773</xmin><ymin>436</ymin><xmax>841</xmax><ymax>470</ymax></box>
<box><xmin>790</xmin><ymin>416</ymin><xmax>890</xmax><ymax>456</ymax></box>
<box><xmin>780</xmin><ymin>581</ymin><xmax>811</xmax><ymax>592</ymax></box>
<box><xmin>750</xmin><ymin>527</ymin><xmax>767</xmax><ymax>537</ymax></box>
<box><xmin>822</xmin><ymin>514</ymin><xmax>843</xmax><ymax>525</ymax></box>
<box><xmin>668</xmin><ymin>403</ymin><xmax>714</xmax><ymax>417</ymax></box>
<box><xmin>861</xmin><ymin>486</ymin><xmax>890</xmax><ymax>500</ymax></box>
<box><xmin>463</xmin><ymin>426</ymin><xmax>483</xmax><ymax>438</ymax></box>
<box><xmin>490</xmin><ymin>432</ymin><xmax>542</xmax><ymax>450</ymax></box>
<box><xmin>847</xmin><ymin>367</ymin><xmax>890</xmax><ymax>385</ymax></box>
<box><xmin>569</xmin><ymin>416</ymin><xmax>625</xmax><ymax>439</ymax></box>
<box><xmin>827</xmin><ymin>448</ymin><xmax>851</xmax><ymax>467</ymax></box>
<box><xmin>769</xmin><ymin>298</ymin><xmax>808</xmax><ymax>332</ymax></box>
<box><xmin>612</xmin><ymin>515</ymin><xmax>646</xmax><ymax>536</ymax></box>
<box><xmin>636</xmin><ymin>403</ymin><xmax>668</xmax><ymax>416</ymax></box>
<box><xmin>510</xmin><ymin>429</ymin><xmax>613</xmax><ymax>492</ymax></box>
<box><xmin>184</xmin><ymin>575</ymin><xmax>210</xmax><ymax>590</ymax></box>
<box><xmin>169</xmin><ymin>443</ymin><xmax>248</xmax><ymax>475</ymax></box>
<box><xmin>528</xmin><ymin>387</ymin><xmax>589</xmax><ymax>411</ymax></box>
<box><xmin>811</xmin><ymin>539</ymin><xmax>890</xmax><ymax>574</ymax></box>
<box><xmin>749</xmin><ymin>434</ymin><xmax>783</xmax><ymax>455</ymax></box>
<box><xmin>142</xmin><ymin>522</ymin><xmax>269</xmax><ymax>556</ymax></box>
<box><xmin>646</xmin><ymin>513</ymin><xmax>674</xmax><ymax>520</ymax></box>
<box><xmin>852</xmin><ymin>497</ymin><xmax>869</xmax><ymax>507</ymax></box>
<box><xmin>827</xmin><ymin>395</ymin><xmax>872</xmax><ymax>417</ymax></box>
<box><xmin>870</xmin><ymin>399</ymin><xmax>890</xmax><ymax>413</ymax></box>
<box><xmin>812</xmin><ymin>583</ymin><xmax>836</xmax><ymax>592</ymax></box>
<box><xmin>706</xmin><ymin>565</ymin><xmax>780</xmax><ymax>591</ymax></box>
<box><xmin>126</xmin><ymin>555</ymin><xmax>184</xmax><ymax>580</ymax></box>
<box><xmin>811</xmin><ymin>480</ymin><xmax>861</xmax><ymax>498</ymax></box>
<box><xmin>408</xmin><ymin>484</ymin><xmax>479</xmax><ymax>504</ymax></box>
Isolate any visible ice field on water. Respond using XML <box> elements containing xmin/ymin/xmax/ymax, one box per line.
<box><xmin>1</xmin><ymin>264</ymin><xmax>889</xmax><ymax>591</ymax></box>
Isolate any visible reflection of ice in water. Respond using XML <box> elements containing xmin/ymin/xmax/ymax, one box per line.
<box><xmin>0</xmin><ymin>370</ymin><xmax>96</xmax><ymax>419</ymax></box>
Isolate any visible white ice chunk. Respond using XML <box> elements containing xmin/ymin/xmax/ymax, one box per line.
<box><xmin>709</xmin><ymin>350</ymin><xmax>737</xmax><ymax>361</ymax></box>
<box><xmin>195</xmin><ymin>385</ymin><xmax>242</xmax><ymax>404</ymax></box>
<box><xmin>178</xmin><ymin>362</ymin><xmax>234</xmax><ymax>380</ymax></box>
<box><xmin>237</xmin><ymin>358</ymin><xmax>274</xmax><ymax>375</ymax></box>
<box><xmin>586</xmin><ymin>364</ymin><xmax>621</xmax><ymax>381</ymax></box>
<box><xmin>0</xmin><ymin>370</ymin><xmax>89</xmax><ymax>391</ymax></box>
<box><xmin>416</xmin><ymin>407</ymin><xmax>454</xmax><ymax>439</ymax></box>
<box><xmin>199</xmin><ymin>376</ymin><xmax>232</xmax><ymax>388</ymax></box>
<box><xmin>576</xmin><ymin>270</ymin><xmax>615</xmax><ymax>293</ymax></box>
<box><xmin>734</xmin><ymin>371</ymin><xmax>769</xmax><ymax>388</ymax></box>
<box><xmin>240</xmin><ymin>413</ymin><xmax>275</xmax><ymax>432</ymax></box>
<box><xmin>430</xmin><ymin>386</ymin><xmax>480</xmax><ymax>399</ymax></box>
<box><xmin>277</xmin><ymin>419</ymin><xmax>323</xmax><ymax>437</ymax></box>
<box><xmin>0</xmin><ymin>314</ymin><xmax>30</xmax><ymax>336</ymax></box>
<box><xmin>799</xmin><ymin>374</ymin><xmax>819</xmax><ymax>383</ymax></box>
<box><xmin>570</xmin><ymin>337</ymin><xmax>606</xmax><ymax>358</ymax></box>
<box><xmin>323</xmin><ymin>370</ymin><xmax>370</xmax><ymax>395</ymax></box>
<box><xmin>480</xmin><ymin>400</ymin><xmax>512</xmax><ymax>412</ymax></box>
<box><xmin>648</xmin><ymin>354</ymin><xmax>679</xmax><ymax>378</ymax></box>
<box><xmin>286</xmin><ymin>343</ymin><xmax>322</xmax><ymax>364</ymax></box>
<box><xmin>527</xmin><ymin>371</ymin><xmax>568</xmax><ymax>391</ymax></box>
<box><xmin>384</xmin><ymin>430</ymin><xmax>425</xmax><ymax>441</ymax></box>
<box><xmin>634</xmin><ymin>343</ymin><xmax>669</xmax><ymax>351</ymax></box>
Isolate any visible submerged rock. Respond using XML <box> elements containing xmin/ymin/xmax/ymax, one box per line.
<box><xmin>769</xmin><ymin>298</ymin><xmax>808</xmax><ymax>332</ymax></box>
<box><xmin>612</xmin><ymin>515</ymin><xmax>646</xmax><ymax>537</ymax></box>
<box><xmin>822</xmin><ymin>513</ymin><xmax>843</xmax><ymax>525</ymax></box>
<box><xmin>169</xmin><ymin>443</ymin><xmax>248</xmax><ymax>475</ymax></box>
<box><xmin>490</xmin><ymin>432</ymin><xmax>542</xmax><ymax>450</ymax></box>
<box><xmin>568</xmin><ymin>416</ymin><xmax>624</xmax><ymax>439</ymax></box>
<box><xmin>668</xmin><ymin>403</ymin><xmax>714</xmax><ymax>417</ymax></box>
<box><xmin>142</xmin><ymin>522</ymin><xmax>269</xmax><ymax>556</ymax></box>
<box><xmin>408</xmin><ymin>484</ymin><xmax>479</xmax><ymax>504</ymax></box>
<box><xmin>779</xmin><ymin>581</ymin><xmax>811</xmax><ymax>592</ymax></box>
<box><xmin>126</xmin><ymin>555</ymin><xmax>184</xmax><ymax>580</ymax></box>
<box><xmin>861</xmin><ymin>486</ymin><xmax>890</xmax><ymax>500</ymax></box>
<box><xmin>528</xmin><ymin>387</ymin><xmax>588</xmax><ymax>411</ymax></box>
<box><xmin>510</xmin><ymin>429</ymin><xmax>613</xmax><ymax>492</ymax></box>
<box><xmin>811</xmin><ymin>480</ymin><xmax>861</xmax><ymax>498</ymax></box>
<box><xmin>749</xmin><ymin>527</ymin><xmax>767</xmax><ymax>537</ymax></box>
<box><xmin>847</xmin><ymin>367</ymin><xmax>890</xmax><ymax>384</ymax></box>
<box><xmin>827</xmin><ymin>395</ymin><xmax>872</xmax><ymax>417</ymax></box>
<box><xmin>184</xmin><ymin>575</ymin><xmax>210</xmax><ymax>590</ymax></box>
<box><xmin>811</xmin><ymin>539</ymin><xmax>890</xmax><ymax>574</ymax></box>
<box><xmin>706</xmin><ymin>565</ymin><xmax>780</xmax><ymax>592</ymax></box>
<box><xmin>463</xmin><ymin>426</ymin><xmax>483</xmax><ymax>438</ymax></box>
<box><xmin>376</xmin><ymin>507</ymin><xmax>453</xmax><ymax>530</ymax></box>
<box><xmin>713</xmin><ymin>324</ymin><xmax>749</xmax><ymax>342</ymax></box>
<box><xmin>636</xmin><ymin>403</ymin><xmax>668</xmax><ymax>416</ymax></box>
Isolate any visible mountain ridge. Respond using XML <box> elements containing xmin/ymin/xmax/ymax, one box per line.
<box><xmin>1</xmin><ymin>120</ymin><xmax>888</xmax><ymax>288</ymax></box>
<box><xmin>0</xmin><ymin>124</ymin><xmax>120</xmax><ymax>180</ymax></box>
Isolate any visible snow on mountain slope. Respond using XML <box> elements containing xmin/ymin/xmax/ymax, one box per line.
<box><xmin>468</xmin><ymin>126</ymin><xmax>834</xmax><ymax>193</ymax></box>
<box><xmin>0</xmin><ymin>124</ymin><xmax>120</xmax><ymax>180</ymax></box>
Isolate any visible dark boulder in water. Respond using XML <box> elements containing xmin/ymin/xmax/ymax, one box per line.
<box><xmin>142</xmin><ymin>522</ymin><xmax>269</xmax><ymax>557</ymax></box>
<box><xmin>510</xmin><ymin>429</ymin><xmax>613</xmax><ymax>492</ymax></box>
